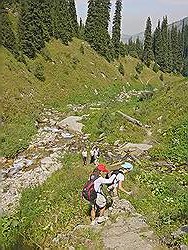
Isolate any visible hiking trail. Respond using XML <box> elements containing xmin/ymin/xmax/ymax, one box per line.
<box><xmin>1</xmin><ymin>103</ymin><xmax>181</xmax><ymax>249</ymax></box>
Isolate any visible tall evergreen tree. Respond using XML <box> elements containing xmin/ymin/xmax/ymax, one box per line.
<box><xmin>182</xmin><ymin>24</ymin><xmax>188</xmax><ymax>76</ymax></box>
<box><xmin>128</xmin><ymin>38</ymin><xmax>137</xmax><ymax>58</ymax></box>
<box><xmin>85</xmin><ymin>0</ymin><xmax>96</xmax><ymax>44</ymax></box>
<box><xmin>112</xmin><ymin>0</ymin><xmax>122</xmax><ymax>59</ymax></box>
<box><xmin>53</xmin><ymin>0</ymin><xmax>73</xmax><ymax>45</ymax></box>
<box><xmin>40</xmin><ymin>0</ymin><xmax>53</xmax><ymax>42</ymax></box>
<box><xmin>142</xmin><ymin>16</ymin><xmax>154</xmax><ymax>67</ymax></box>
<box><xmin>85</xmin><ymin>0</ymin><xmax>112</xmax><ymax>61</ymax></box>
<box><xmin>160</xmin><ymin>16</ymin><xmax>170</xmax><ymax>72</ymax></box>
<box><xmin>182</xmin><ymin>24</ymin><xmax>188</xmax><ymax>59</ymax></box>
<box><xmin>171</xmin><ymin>25</ymin><xmax>180</xmax><ymax>72</ymax></box>
<box><xmin>68</xmin><ymin>0</ymin><xmax>78</xmax><ymax>36</ymax></box>
<box><xmin>78</xmin><ymin>17</ymin><xmax>85</xmax><ymax>39</ymax></box>
<box><xmin>1</xmin><ymin>6</ymin><xmax>18</xmax><ymax>57</ymax></box>
<box><xmin>177</xmin><ymin>30</ymin><xmax>183</xmax><ymax>72</ymax></box>
<box><xmin>135</xmin><ymin>37</ymin><xmax>143</xmax><ymax>59</ymax></box>
<box><xmin>19</xmin><ymin>0</ymin><xmax>45</xmax><ymax>58</ymax></box>
<box><xmin>152</xmin><ymin>20</ymin><xmax>163</xmax><ymax>67</ymax></box>
<box><xmin>170</xmin><ymin>26</ymin><xmax>183</xmax><ymax>73</ymax></box>
<box><xmin>167</xmin><ymin>29</ymin><xmax>173</xmax><ymax>72</ymax></box>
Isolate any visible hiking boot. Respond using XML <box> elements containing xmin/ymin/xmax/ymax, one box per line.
<box><xmin>97</xmin><ymin>216</ymin><xmax>107</xmax><ymax>224</ymax></box>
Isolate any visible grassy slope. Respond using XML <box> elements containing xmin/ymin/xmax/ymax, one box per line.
<box><xmin>1</xmin><ymin>37</ymin><xmax>178</xmax><ymax>157</ymax></box>
<box><xmin>1</xmin><ymin>39</ymin><xmax>187</xmax><ymax>248</ymax></box>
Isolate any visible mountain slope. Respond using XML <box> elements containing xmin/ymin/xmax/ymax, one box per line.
<box><xmin>2</xmin><ymin>38</ymin><xmax>178</xmax><ymax>157</ymax></box>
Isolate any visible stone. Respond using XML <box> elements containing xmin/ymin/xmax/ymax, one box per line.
<box><xmin>61</xmin><ymin>132</ymin><xmax>74</xmax><ymax>139</ymax></box>
<box><xmin>180</xmin><ymin>245</ymin><xmax>188</xmax><ymax>250</ymax></box>
<box><xmin>122</xmin><ymin>143</ymin><xmax>153</xmax><ymax>152</ymax></box>
<box><xmin>57</xmin><ymin>116</ymin><xmax>84</xmax><ymax>133</ymax></box>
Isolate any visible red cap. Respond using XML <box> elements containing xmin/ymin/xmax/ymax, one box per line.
<box><xmin>97</xmin><ymin>164</ymin><xmax>109</xmax><ymax>173</ymax></box>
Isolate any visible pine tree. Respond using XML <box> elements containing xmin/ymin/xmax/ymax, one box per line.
<box><xmin>1</xmin><ymin>6</ymin><xmax>19</xmax><ymax>57</ymax></box>
<box><xmin>85</xmin><ymin>0</ymin><xmax>112</xmax><ymax>61</ymax></box>
<box><xmin>112</xmin><ymin>0</ymin><xmax>122</xmax><ymax>59</ymax></box>
<box><xmin>177</xmin><ymin>30</ymin><xmax>183</xmax><ymax>72</ymax></box>
<box><xmin>85</xmin><ymin>0</ymin><xmax>96</xmax><ymax>44</ymax></box>
<box><xmin>119</xmin><ymin>41</ymin><xmax>127</xmax><ymax>57</ymax></box>
<box><xmin>171</xmin><ymin>26</ymin><xmax>183</xmax><ymax>73</ymax></box>
<box><xmin>19</xmin><ymin>0</ymin><xmax>45</xmax><ymax>58</ymax></box>
<box><xmin>142</xmin><ymin>17</ymin><xmax>154</xmax><ymax>67</ymax></box>
<box><xmin>128</xmin><ymin>38</ymin><xmax>137</xmax><ymax>58</ymax></box>
<box><xmin>53</xmin><ymin>0</ymin><xmax>73</xmax><ymax>45</ymax></box>
<box><xmin>135</xmin><ymin>37</ymin><xmax>143</xmax><ymax>59</ymax></box>
<box><xmin>182</xmin><ymin>24</ymin><xmax>188</xmax><ymax>59</ymax></box>
<box><xmin>78</xmin><ymin>17</ymin><xmax>85</xmax><ymax>39</ymax></box>
<box><xmin>167</xmin><ymin>29</ymin><xmax>173</xmax><ymax>72</ymax></box>
<box><xmin>40</xmin><ymin>0</ymin><xmax>53</xmax><ymax>42</ymax></box>
<box><xmin>152</xmin><ymin>20</ymin><xmax>163</xmax><ymax>68</ymax></box>
<box><xmin>182</xmin><ymin>24</ymin><xmax>188</xmax><ymax>76</ymax></box>
<box><xmin>68</xmin><ymin>0</ymin><xmax>78</xmax><ymax>36</ymax></box>
<box><xmin>160</xmin><ymin>16</ymin><xmax>170</xmax><ymax>72</ymax></box>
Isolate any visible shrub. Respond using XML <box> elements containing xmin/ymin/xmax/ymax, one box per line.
<box><xmin>118</xmin><ymin>62</ymin><xmax>125</xmax><ymax>76</ymax></box>
<box><xmin>41</xmin><ymin>48</ymin><xmax>52</xmax><ymax>62</ymax></box>
<box><xmin>80</xmin><ymin>44</ymin><xmax>84</xmax><ymax>55</ymax></box>
<box><xmin>135</xmin><ymin>62</ymin><xmax>144</xmax><ymax>74</ymax></box>
<box><xmin>160</xmin><ymin>73</ymin><xmax>164</xmax><ymax>81</ymax></box>
<box><xmin>134</xmin><ymin>73</ymin><xmax>139</xmax><ymax>80</ymax></box>
<box><xmin>34</xmin><ymin>63</ymin><xmax>45</xmax><ymax>81</ymax></box>
<box><xmin>153</xmin><ymin>63</ymin><xmax>159</xmax><ymax>73</ymax></box>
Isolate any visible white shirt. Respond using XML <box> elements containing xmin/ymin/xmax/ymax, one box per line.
<box><xmin>82</xmin><ymin>150</ymin><xmax>87</xmax><ymax>157</ymax></box>
<box><xmin>94</xmin><ymin>174</ymin><xmax>116</xmax><ymax>194</ymax></box>
<box><xmin>113</xmin><ymin>173</ymin><xmax>125</xmax><ymax>188</ymax></box>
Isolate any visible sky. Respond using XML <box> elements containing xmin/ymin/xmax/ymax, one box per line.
<box><xmin>75</xmin><ymin>0</ymin><xmax>188</xmax><ymax>35</ymax></box>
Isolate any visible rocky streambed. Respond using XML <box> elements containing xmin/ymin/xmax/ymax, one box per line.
<box><xmin>1</xmin><ymin>104</ymin><xmax>155</xmax><ymax>215</ymax></box>
<box><xmin>1</xmin><ymin>108</ymin><xmax>88</xmax><ymax>214</ymax></box>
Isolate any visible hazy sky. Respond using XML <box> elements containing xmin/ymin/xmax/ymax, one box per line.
<box><xmin>75</xmin><ymin>0</ymin><xmax>188</xmax><ymax>35</ymax></box>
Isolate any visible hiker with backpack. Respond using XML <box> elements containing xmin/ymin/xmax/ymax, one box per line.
<box><xmin>106</xmin><ymin>162</ymin><xmax>133</xmax><ymax>198</ymax></box>
<box><xmin>82</xmin><ymin>163</ymin><xmax>116</xmax><ymax>225</ymax></box>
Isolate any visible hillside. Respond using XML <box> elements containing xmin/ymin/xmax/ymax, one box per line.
<box><xmin>1</xmin><ymin>37</ymin><xmax>179</xmax><ymax>157</ymax></box>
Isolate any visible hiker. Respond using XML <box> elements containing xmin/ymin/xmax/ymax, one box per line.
<box><xmin>106</xmin><ymin>162</ymin><xmax>133</xmax><ymax>197</ymax></box>
<box><xmin>90</xmin><ymin>147</ymin><xmax>95</xmax><ymax>164</ymax></box>
<box><xmin>94</xmin><ymin>147</ymin><xmax>100</xmax><ymax>164</ymax></box>
<box><xmin>82</xmin><ymin>163</ymin><xmax>116</xmax><ymax>225</ymax></box>
<box><xmin>81</xmin><ymin>148</ymin><xmax>87</xmax><ymax>165</ymax></box>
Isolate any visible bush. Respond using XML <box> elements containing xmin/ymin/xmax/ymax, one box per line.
<box><xmin>41</xmin><ymin>48</ymin><xmax>52</xmax><ymax>62</ymax></box>
<box><xmin>159</xmin><ymin>73</ymin><xmax>164</xmax><ymax>81</ymax></box>
<box><xmin>80</xmin><ymin>44</ymin><xmax>84</xmax><ymax>55</ymax></box>
<box><xmin>153</xmin><ymin>63</ymin><xmax>159</xmax><ymax>73</ymax></box>
<box><xmin>135</xmin><ymin>62</ymin><xmax>144</xmax><ymax>74</ymax></box>
<box><xmin>118</xmin><ymin>62</ymin><xmax>125</xmax><ymax>76</ymax></box>
<box><xmin>134</xmin><ymin>73</ymin><xmax>139</xmax><ymax>80</ymax></box>
<box><xmin>34</xmin><ymin>63</ymin><xmax>45</xmax><ymax>81</ymax></box>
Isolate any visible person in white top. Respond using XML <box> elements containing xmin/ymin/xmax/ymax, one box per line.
<box><xmin>81</xmin><ymin>148</ymin><xmax>87</xmax><ymax>165</ymax></box>
<box><xmin>94</xmin><ymin>147</ymin><xmax>100</xmax><ymax>164</ymax></box>
<box><xmin>90</xmin><ymin>147</ymin><xmax>95</xmax><ymax>164</ymax></box>
<box><xmin>107</xmin><ymin>162</ymin><xmax>133</xmax><ymax>197</ymax></box>
<box><xmin>90</xmin><ymin>164</ymin><xmax>116</xmax><ymax>225</ymax></box>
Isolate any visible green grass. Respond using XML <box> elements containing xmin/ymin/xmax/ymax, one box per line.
<box><xmin>1</xmin><ymin>154</ymin><xmax>102</xmax><ymax>249</ymax></box>
<box><xmin>1</xmin><ymin>36</ymin><xmax>187</xmax><ymax>249</ymax></box>
<box><xmin>124</xmin><ymin>161</ymin><xmax>188</xmax><ymax>246</ymax></box>
<box><xmin>2</xmin><ymin>37</ymin><xmax>180</xmax><ymax>157</ymax></box>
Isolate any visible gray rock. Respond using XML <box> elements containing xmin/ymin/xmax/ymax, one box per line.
<box><xmin>58</xmin><ymin>116</ymin><xmax>84</xmax><ymax>133</ymax></box>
